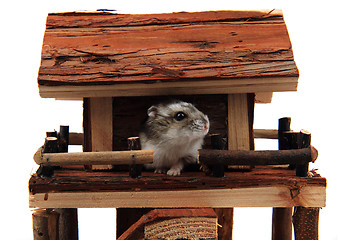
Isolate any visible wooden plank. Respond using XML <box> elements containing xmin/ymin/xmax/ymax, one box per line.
<box><xmin>227</xmin><ymin>94</ymin><xmax>250</xmax><ymax>151</ymax></box>
<box><xmin>29</xmin><ymin>168</ymin><xmax>326</xmax><ymax>194</ymax></box>
<box><xmin>39</xmin><ymin>77</ymin><xmax>297</xmax><ymax>99</ymax></box>
<box><xmin>89</xmin><ymin>97</ymin><xmax>113</xmax><ymax>170</ymax></box>
<box><xmin>37</xmin><ymin>10</ymin><xmax>299</xmax><ymax>99</ymax></box>
<box><xmin>29</xmin><ymin>185</ymin><xmax>326</xmax><ymax>209</ymax></box>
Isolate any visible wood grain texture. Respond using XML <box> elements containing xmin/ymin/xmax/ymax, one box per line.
<box><xmin>37</xmin><ymin>10</ymin><xmax>299</xmax><ymax>98</ymax></box>
<box><xmin>227</xmin><ymin>94</ymin><xmax>250</xmax><ymax>151</ymax></box>
<box><xmin>89</xmin><ymin>97</ymin><xmax>113</xmax><ymax>169</ymax></box>
<box><xmin>29</xmin><ymin>167</ymin><xmax>326</xmax><ymax>208</ymax></box>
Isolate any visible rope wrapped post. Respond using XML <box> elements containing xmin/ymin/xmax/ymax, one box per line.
<box><xmin>128</xmin><ymin>137</ymin><xmax>143</xmax><ymax>178</ymax></box>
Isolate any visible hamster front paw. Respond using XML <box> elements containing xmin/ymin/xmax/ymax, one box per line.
<box><xmin>167</xmin><ymin>168</ymin><xmax>181</xmax><ymax>176</ymax></box>
<box><xmin>154</xmin><ymin>169</ymin><xmax>167</xmax><ymax>174</ymax></box>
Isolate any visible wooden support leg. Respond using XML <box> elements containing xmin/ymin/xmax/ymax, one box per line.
<box><xmin>293</xmin><ymin>207</ymin><xmax>319</xmax><ymax>240</ymax></box>
<box><xmin>33</xmin><ymin>209</ymin><xmax>59</xmax><ymax>240</ymax></box>
<box><xmin>292</xmin><ymin>129</ymin><xmax>319</xmax><ymax>240</ymax></box>
<box><xmin>272</xmin><ymin>117</ymin><xmax>293</xmax><ymax>240</ymax></box>
<box><xmin>272</xmin><ymin>208</ymin><xmax>293</xmax><ymax>240</ymax></box>
<box><xmin>214</xmin><ymin>208</ymin><xmax>234</xmax><ymax>240</ymax></box>
<box><xmin>55</xmin><ymin>209</ymin><xmax>78</xmax><ymax>240</ymax></box>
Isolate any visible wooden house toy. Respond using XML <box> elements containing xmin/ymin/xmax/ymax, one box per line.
<box><xmin>29</xmin><ymin>9</ymin><xmax>326</xmax><ymax>240</ymax></box>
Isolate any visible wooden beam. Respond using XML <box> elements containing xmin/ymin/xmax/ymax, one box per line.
<box><xmin>89</xmin><ymin>97</ymin><xmax>113</xmax><ymax>170</ymax></box>
<box><xmin>34</xmin><ymin>149</ymin><xmax>152</xmax><ymax>166</ymax></box>
<box><xmin>68</xmin><ymin>132</ymin><xmax>83</xmax><ymax>145</ymax></box>
<box><xmin>254</xmin><ymin>129</ymin><xmax>278</xmax><ymax>139</ymax></box>
<box><xmin>198</xmin><ymin>146</ymin><xmax>318</xmax><ymax>166</ymax></box>
<box><xmin>39</xmin><ymin>78</ymin><xmax>297</xmax><ymax>99</ymax></box>
<box><xmin>29</xmin><ymin>185</ymin><xmax>326</xmax><ymax>209</ymax></box>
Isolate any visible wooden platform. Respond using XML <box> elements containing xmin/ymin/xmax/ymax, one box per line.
<box><xmin>29</xmin><ymin>167</ymin><xmax>326</xmax><ymax>209</ymax></box>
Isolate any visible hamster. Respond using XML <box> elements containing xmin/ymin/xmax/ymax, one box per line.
<box><xmin>139</xmin><ymin>100</ymin><xmax>209</xmax><ymax>176</ymax></box>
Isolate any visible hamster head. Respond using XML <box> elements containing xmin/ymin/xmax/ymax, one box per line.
<box><xmin>142</xmin><ymin>100</ymin><xmax>209</xmax><ymax>143</ymax></box>
<box><xmin>140</xmin><ymin>100</ymin><xmax>209</xmax><ymax>176</ymax></box>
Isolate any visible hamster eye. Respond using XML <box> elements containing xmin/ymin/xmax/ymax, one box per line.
<box><xmin>174</xmin><ymin>112</ymin><xmax>187</xmax><ymax>121</ymax></box>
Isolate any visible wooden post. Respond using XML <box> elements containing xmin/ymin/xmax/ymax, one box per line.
<box><xmin>296</xmin><ymin>130</ymin><xmax>311</xmax><ymax>177</ymax></box>
<box><xmin>33</xmin><ymin>209</ymin><xmax>59</xmax><ymax>240</ymax></box>
<box><xmin>36</xmin><ymin>137</ymin><xmax>58</xmax><ymax>177</ymax></box>
<box><xmin>88</xmin><ymin>97</ymin><xmax>113</xmax><ymax>170</ymax></box>
<box><xmin>227</xmin><ymin>94</ymin><xmax>250</xmax><ymax>151</ymax></box>
<box><xmin>293</xmin><ymin>207</ymin><xmax>320</xmax><ymax>240</ymax></box>
<box><xmin>293</xmin><ymin>130</ymin><xmax>320</xmax><ymax>240</ymax></box>
<box><xmin>54</xmin><ymin>209</ymin><xmax>78</xmax><ymax>240</ymax></box>
<box><xmin>128</xmin><ymin>137</ymin><xmax>143</xmax><ymax>178</ymax></box>
<box><xmin>58</xmin><ymin>126</ymin><xmax>69</xmax><ymax>153</ymax></box>
<box><xmin>214</xmin><ymin>93</ymin><xmax>254</xmax><ymax>240</ymax></box>
<box><xmin>272</xmin><ymin>117</ymin><xmax>292</xmax><ymax>240</ymax></box>
<box><xmin>52</xmin><ymin>126</ymin><xmax>79</xmax><ymax>240</ymax></box>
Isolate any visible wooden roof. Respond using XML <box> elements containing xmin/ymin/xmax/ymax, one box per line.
<box><xmin>37</xmin><ymin>10</ymin><xmax>299</xmax><ymax>99</ymax></box>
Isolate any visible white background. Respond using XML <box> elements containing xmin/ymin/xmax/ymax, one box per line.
<box><xmin>1</xmin><ymin>1</ymin><xmax>359</xmax><ymax>239</ymax></box>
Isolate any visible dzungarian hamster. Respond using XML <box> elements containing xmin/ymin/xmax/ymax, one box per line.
<box><xmin>139</xmin><ymin>100</ymin><xmax>209</xmax><ymax>176</ymax></box>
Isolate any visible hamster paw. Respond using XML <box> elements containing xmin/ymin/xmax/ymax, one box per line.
<box><xmin>154</xmin><ymin>169</ymin><xmax>167</xmax><ymax>174</ymax></box>
<box><xmin>167</xmin><ymin>168</ymin><xmax>181</xmax><ymax>176</ymax></box>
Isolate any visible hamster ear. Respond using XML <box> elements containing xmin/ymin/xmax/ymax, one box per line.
<box><xmin>147</xmin><ymin>105</ymin><xmax>158</xmax><ymax>118</ymax></box>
